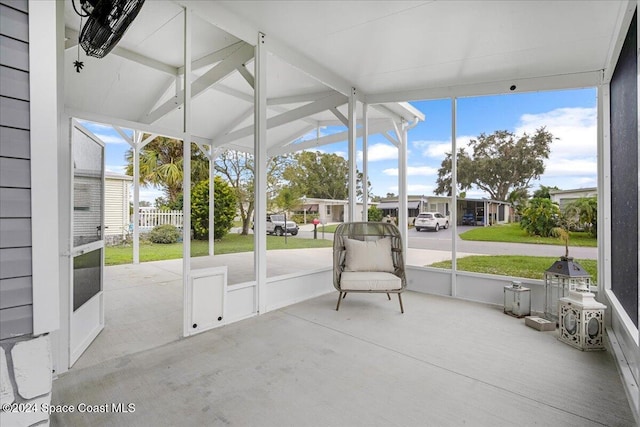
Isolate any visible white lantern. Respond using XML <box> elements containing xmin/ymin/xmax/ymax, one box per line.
<box><xmin>558</xmin><ymin>285</ymin><xmax>606</xmax><ymax>351</ymax></box>
<box><xmin>503</xmin><ymin>281</ymin><xmax>530</xmax><ymax>318</ymax></box>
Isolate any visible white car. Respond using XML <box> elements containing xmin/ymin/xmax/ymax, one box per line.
<box><xmin>414</xmin><ymin>212</ymin><xmax>449</xmax><ymax>232</ymax></box>
<box><xmin>266</xmin><ymin>214</ymin><xmax>299</xmax><ymax>236</ymax></box>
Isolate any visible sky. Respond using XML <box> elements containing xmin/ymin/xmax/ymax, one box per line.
<box><xmin>90</xmin><ymin>87</ymin><xmax>597</xmax><ymax>203</ymax></box>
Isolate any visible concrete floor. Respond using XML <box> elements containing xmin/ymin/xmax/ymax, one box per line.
<box><xmin>52</xmin><ymin>290</ymin><xmax>635</xmax><ymax>426</ymax></box>
<box><xmin>72</xmin><ymin>248</ymin><xmax>460</xmax><ymax>369</ymax></box>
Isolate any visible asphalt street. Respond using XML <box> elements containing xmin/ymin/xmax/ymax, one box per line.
<box><xmin>293</xmin><ymin>224</ymin><xmax>598</xmax><ymax>259</ymax></box>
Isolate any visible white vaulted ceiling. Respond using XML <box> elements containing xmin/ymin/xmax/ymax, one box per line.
<box><xmin>63</xmin><ymin>0</ymin><xmax>630</xmax><ymax>151</ymax></box>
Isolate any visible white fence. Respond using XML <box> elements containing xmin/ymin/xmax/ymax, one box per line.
<box><xmin>137</xmin><ymin>209</ymin><xmax>183</xmax><ymax>231</ymax></box>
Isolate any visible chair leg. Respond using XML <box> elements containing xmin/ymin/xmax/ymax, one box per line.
<box><xmin>398</xmin><ymin>293</ymin><xmax>404</xmax><ymax>314</ymax></box>
<box><xmin>336</xmin><ymin>292</ymin><xmax>343</xmax><ymax>311</ymax></box>
<box><xmin>343</xmin><ymin>292</ymin><xmax>347</xmax><ymax>299</ymax></box>
<box><xmin>386</xmin><ymin>293</ymin><xmax>391</xmax><ymax>300</ymax></box>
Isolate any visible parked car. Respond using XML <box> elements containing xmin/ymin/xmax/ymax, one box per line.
<box><xmin>266</xmin><ymin>214</ymin><xmax>299</xmax><ymax>236</ymax></box>
<box><xmin>461</xmin><ymin>212</ymin><xmax>476</xmax><ymax>225</ymax></box>
<box><xmin>414</xmin><ymin>212</ymin><xmax>449</xmax><ymax>232</ymax></box>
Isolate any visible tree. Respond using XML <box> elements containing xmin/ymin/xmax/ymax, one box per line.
<box><xmin>214</xmin><ymin>150</ymin><xmax>292</xmax><ymax>235</ymax></box>
<box><xmin>507</xmin><ymin>187</ymin><xmax>530</xmax><ymax>218</ymax></box>
<box><xmin>435</xmin><ymin>128</ymin><xmax>555</xmax><ymax>201</ymax></box>
<box><xmin>356</xmin><ymin>170</ymin><xmax>373</xmax><ymax>203</ymax></box>
<box><xmin>532</xmin><ymin>185</ymin><xmax>560</xmax><ymax>199</ymax></box>
<box><xmin>274</xmin><ymin>187</ymin><xmax>302</xmax><ymax>215</ymax></box>
<box><xmin>282</xmin><ymin>151</ymin><xmax>369</xmax><ymax>202</ymax></box>
<box><xmin>283</xmin><ymin>151</ymin><xmax>349</xmax><ymax>200</ymax></box>
<box><xmin>191</xmin><ymin>176</ymin><xmax>237</xmax><ymax>240</ymax></box>
<box><xmin>125</xmin><ymin>136</ymin><xmax>209</xmax><ymax>206</ymax></box>
<box><xmin>520</xmin><ymin>197</ymin><xmax>561</xmax><ymax>237</ymax></box>
<box><xmin>564</xmin><ymin>197</ymin><xmax>597</xmax><ymax>237</ymax></box>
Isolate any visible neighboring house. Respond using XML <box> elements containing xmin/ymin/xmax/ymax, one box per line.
<box><xmin>549</xmin><ymin>187</ymin><xmax>597</xmax><ymax>211</ymax></box>
<box><xmin>296</xmin><ymin>197</ymin><xmax>373</xmax><ymax>223</ymax></box>
<box><xmin>104</xmin><ymin>172</ymin><xmax>132</xmax><ymax>245</ymax></box>
<box><xmin>377</xmin><ymin>195</ymin><xmax>433</xmax><ymax>220</ymax></box>
<box><xmin>378</xmin><ymin>195</ymin><xmax>511</xmax><ymax>226</ymax></box>
<box><xmin>457</xmin><ymin>198</ymin><xmax>512</xmax><ymax>226</ymax></box>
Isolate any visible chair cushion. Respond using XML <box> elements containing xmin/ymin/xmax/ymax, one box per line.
<box><xmin>343</xmin><ymin>237</ymin><xmax>395</xmax><ymax>272</ymax></box>
<box><xmin>340</xmin><ymin>271</ymin><xmax>401</xmax><ymax>291</ymax></box>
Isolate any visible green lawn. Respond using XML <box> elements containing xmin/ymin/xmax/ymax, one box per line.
<box><xmin>429</xmin><ymin>255</ymin><xmax>597</xmax><ymax>282</ymax></box>
<box><xmin>459</xmin><ymin>223</ymin><xmax>597</xmax><ymax>247</ymax></box>
<box><xmin>105</xmin><ymin>234</ymin><xmax>332</xmax><ymax>266</ymax></box>
<box><xmin>317</xmin><ymin>224</ymin><xmax>339</xmax><ymax>233</ymax></box>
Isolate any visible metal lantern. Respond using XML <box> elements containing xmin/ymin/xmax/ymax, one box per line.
<box><xmin>544</xmin><ymin>256</ymin><xmax>592</xmax><ymax>323</ymax></box>
<box><xmin>504</xmin><ymin>281</ymin><xmax>531</xmax><ymax>318</ymax></box>
<box><xmin>558</xmin><ymin>284</ymin><xmax>607</xmax><ymax>351</ymax></box>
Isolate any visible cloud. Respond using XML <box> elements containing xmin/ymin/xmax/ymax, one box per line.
<box><xmin>515</xmin><ymin>107</ymin><xmax>597</xmax><ymax>162</ymax></box>
<box><xmin>106</xmin><ymin>164</ymin><xmax>127</xmax><ymax>174</ymax></box>
<box><xmin>515</xmin><ymin>107</ymin><xmax>597</xmax><ymax>191</ymax></box>
<box><xmin>366</xmin><ymin>143</ymin><xmax>398</xmax><ymax>162</ymax></box>
<box><xmin>543</xmin><ymin>158</ymin><xmax>597</xmax><ymax>177</ymax></box>
<box><xmin>384</xmin><ymin>184</ymin><xmax>435</xmax><ymax>194</ymax></box>
<box><xmin>139</xmin><ymin>186</ymin><xmax>164</xmax><ymax>204</ymax></box>
<box><xmin>382</xmin><ymin>166</ymin><xmax>438</xmax><ymax>176</ymax></box>
<box><xmin>412</xmin><ymin>136</ymin><xmax>474</xmax><ymax>158</ymax></box>
<box><xmin>99</xmin><ymin>134</ymin><xmax>131</xmax><ymax>145</ymax></box>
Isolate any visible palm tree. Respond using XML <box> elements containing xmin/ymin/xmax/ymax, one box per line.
<box><xmin>125</xmin><ymin>135</ymin><xmax>209</xmax><ymax>206</ymax></box>
<box><xmin>563</xmin><ymin>197</ymin><xmax>597</xmax><ymax>237</ymax></box>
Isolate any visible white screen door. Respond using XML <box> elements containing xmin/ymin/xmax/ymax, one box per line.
<box><xmin>69</xmin><ymin>120</ymin><xmax>105</xmax><ymax>366</ymax></box>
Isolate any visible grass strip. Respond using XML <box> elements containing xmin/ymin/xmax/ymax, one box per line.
<box><xmin>105</xmin><ymin>234</ymin><xmax>332</xmax><ymax>266</ymax></box>
<box><xmin>459</xmin><ymin>223</ymin><xmax>596</xmax><ymax>247</ymax></box>
<box><xmin>429</xmin><ymin>255</ymin><xmax>597</xmax><ymax>282</ymax></box>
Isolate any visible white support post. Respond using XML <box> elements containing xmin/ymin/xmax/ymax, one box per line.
<box><xmin>451</xmin><ymin>97</ymin><xmax>458</xmax><ymax>298</ymax></box>
<box><xmin>598</xmin><ymin>83</ymin><xmax>612</xmax><ymax>303</ymax></box>
<box><xmin>182</xmin><ymin>6</ymin><xmax>193</xmax><ymax>337</ymax></box>
<box><xmin>133</xmin><ymin>131</ymin><xmax>141</xmax><ymax>264</ymax></box>
<box><xmin>398</xmin><ymin>119</ymin><xmax>408</xmax><ymax>255</ymax></box>
<box><xmin>208</xmin><ymin>148</ymin><xmax>215</xmax><ymax>256</ymax></box>
<box><xmin>348</xmin><ymin>87</ymin><xmax>357</xmax><ymax>222</ymax></box>
<box><xmin>30</xmin><ymin>0</ymin><xmax>62</xmax><ymax>334</ymax></box>
<box><xmin>362</xmin><ymin>103</ymin><xmax>369</xmax><ymax>221</ymax></box>
<box><xmin>254</xmin><ymin>32</ymin><xmax>268</xmax><ymax>314</ymax></box>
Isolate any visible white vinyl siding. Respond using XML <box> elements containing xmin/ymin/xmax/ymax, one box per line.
<box><xmin>105</xmin><ymin>175</ymin><xmax>131</xmax><ymax>237</ymax></box>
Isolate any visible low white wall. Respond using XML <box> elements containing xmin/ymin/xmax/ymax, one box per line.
<box><xmin>406</xmin><ymin>266</ymin><xmax>545</xmax><ymax>314</ymax></box>
<box><xmin>266</xmin><ymin>268</ymin><xmax>333</xmax><ymax>312</ymax></box>
<box><xmin>226</xmin><ymin>282</ymin><xmax>257</xmax><ymax>324</ymax></box>
<box><xmin>224</xmin><ymin>268</ymin><xmax>334</xmax><ymax>324</ymax></box>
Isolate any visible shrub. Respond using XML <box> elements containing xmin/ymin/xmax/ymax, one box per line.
<box><xmin>191</xmin><ymin>176</ymin><xmax>237</xmax><ymax>240</ymax></box>
<box><xmin>290</xmin><ymin>213</ymin><xmax>318</xmax><ymax>224</ymax></box>
<box><xmin>520</xmin><ymin>198</ymin><xmax>560</xmax><ymax>237</ymax></box>
<box><xmin>149</xmin><ymin>224</ymin><xmax>180</xmax><ymax>244</ymax></box>
<box><xmin>368</xmin><ymin>206</ymin><xmax>383</xmax><ymax>222</ymax></box>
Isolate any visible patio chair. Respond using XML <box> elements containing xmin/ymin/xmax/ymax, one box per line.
<box><xmin>333</xmin><ymin>222</ymin><xmax>406</xmax><ymax>313</ymax></box>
